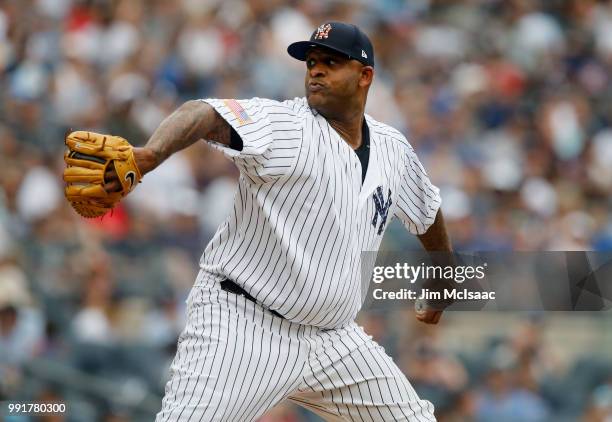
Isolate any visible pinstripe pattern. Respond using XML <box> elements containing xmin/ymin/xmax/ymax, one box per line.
<box><xmin>157</xmin><ymin>96</ymin><xmax>440</xmax><ymax>421</ymax></box>
<box><xmin>199</xmin><ymin>97</ymin><xmax>440</xmax><ymax>329</ymax></box>
<box><xmin>157</xmin><ymin>282</ymin><xmax>313</xmax><ymax>421</ymax></box>
<box><xmin>292</xmin><ymin>325</ymin><xmax>435</xmax><ymax>421</ymax></box>
<box><xmin>157</xmin><ymin>282</ymin><xmax>436</xmax><ymax>421</ymax></box>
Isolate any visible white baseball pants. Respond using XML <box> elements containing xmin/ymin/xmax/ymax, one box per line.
<box><xmin>156</xmin><ymin>283</ymin><xmax>436</xmax><ymax>421</ymax></box>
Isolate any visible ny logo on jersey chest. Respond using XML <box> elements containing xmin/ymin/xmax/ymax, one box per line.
<box><xmin>372</xmin><ymin>186</ymin><xmax>392</xmax><ymax>235</ymax></box>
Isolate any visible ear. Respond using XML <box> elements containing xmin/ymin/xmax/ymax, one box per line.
<box><xmin>359</xmin><ymin>66</ymin><xmax>374</xmax><ymax>88</ymax></box>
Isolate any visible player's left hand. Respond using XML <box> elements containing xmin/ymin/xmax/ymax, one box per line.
<box><xmin>63</xmin><ymin>131</ymin><xmax>143</xmax><ymax>218</ymax></box>
<box><xmin>103</xmin><ymin>147</ymin><xmax>157</xmax><ymax>192</ymax></box>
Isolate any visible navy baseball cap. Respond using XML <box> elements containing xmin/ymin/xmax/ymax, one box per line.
<box><xmin>288</xmin><ymin>22</ymin><xmax>375</xmax><ymax>67</ymax></box>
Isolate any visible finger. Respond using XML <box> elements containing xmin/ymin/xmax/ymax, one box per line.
<box><xmin>104</xmin><ymin>180</ymin><xmax>122</xmax><ymax>192</ymax></box>
<box><xmin>105</xmin><ymin>160</ymin><xmax>117</xmax><ymax>179</ymax></box>
<box><xmin>105</xmin><ymin>168</ymin><xmax>117</xmax><ymax>181</ymax></box>
<box><xmin>104</xmin><ymin>165</ymin><xmax>120</xmax><ymax>192</ymax></box>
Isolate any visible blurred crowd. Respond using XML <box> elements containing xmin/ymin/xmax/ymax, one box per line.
<box><xmin>1</xmin><ymin>0</ymin><xmax>611</xmax><ymax>420</ymax></box>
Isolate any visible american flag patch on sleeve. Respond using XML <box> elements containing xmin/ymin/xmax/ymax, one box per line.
<box><xmin>223</xmin><ymin>99</ymin><xmax>252</xmax><ymax>125</ymax></box>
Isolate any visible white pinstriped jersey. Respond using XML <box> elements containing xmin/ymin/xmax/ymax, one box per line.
<box><xmin>198</xmin><ymin>97</ymin><xmax>441</xmax><ymax>329</ymax></box>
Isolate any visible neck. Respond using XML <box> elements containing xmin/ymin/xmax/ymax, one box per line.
<box><xmin>327</xmin><ymin>111</ymin><xmax>364</xmax><ymax>149</ymax></box>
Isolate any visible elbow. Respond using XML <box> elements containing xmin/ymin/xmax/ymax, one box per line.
<box><xmin>174</xmin><ymin>100</ymin><xmax>217</xmax><ymax>136</ymax></box>
<box><xmin>178</xmin><ymin>99</ymin><xmax>210</xmax><ymax>115</ymax></box>
<box><xmin>173</xmin><ymin>99</ymin><xmax>226</xmax><ymax>144</ymax></box>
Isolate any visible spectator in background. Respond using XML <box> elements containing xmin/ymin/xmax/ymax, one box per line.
<box><xmin>0</xmin><ymin>262</ymin><xmax>45</xmax><ymax>397</ymax></box>
<box><xmin>581</xmin><ymin>381</ymin><xmax>612</xmax><ymax>422</ymax></box>
<box><xmin>401</xmin><ymin>329</ymin><xmax>468</xmax><ymax>413</ymax></box>
<box><xmin>441</xmin><ymin>390</ymin><xmax>479</xmax><ymax>422</ymax></box>
<box><xmin>71</xmin><ymin>251</ymin><xmax>116</xmax><ymax>346</ymax></box>
<box><xmin>475</xmin><ymin>347</ymin><xmax>552</xmax><ymax>422</ymax></box>
<box><xmin>509</xmin><ymin>318</ymin><xmax>563</xmax><ymax>392</ymax></box>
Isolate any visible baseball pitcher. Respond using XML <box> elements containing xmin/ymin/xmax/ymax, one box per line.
<box><xmin>64</xmin><ymin>22</ymin><xmax>453</xmax><ymax>421</ymax></box>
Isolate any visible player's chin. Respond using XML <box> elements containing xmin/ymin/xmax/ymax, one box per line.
<box><xmin>306</xmin><ymin>92</ymin><xmax>323</xmax><ymax>106</ymax></box>
<box><xmin>306</xmin><ymin>93</ymin><xmax>330</xmax><ymax>115</ymax></box>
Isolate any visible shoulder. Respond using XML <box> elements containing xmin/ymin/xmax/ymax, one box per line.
<box><xmin>279</xmin><ymin>97</ymin><xmax>312</xmax><ymax>117</ymax></box>
<box><xmin>202</xmin><ymin>97</ymin><xmax>309</xmax><ymax>119</ymax></box>
<box><xmin>245</xmin><ymin>97</ymin><xmax>310</xmax><ymax>113</ymax></box>
<box><xmin>249</xmin><ymin>97</ymin><xmax>312</xmax><ymax>125</ymax></box>
<box><xmin>366</xmin><ymin>114</ymin><xmax>414</xmax><ymax>154</ymax></box>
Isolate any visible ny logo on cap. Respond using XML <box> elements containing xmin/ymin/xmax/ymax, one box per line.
<box><xmin>314</xmin><ymin>23</ymin><xmax>332</xmax><ymax>40</ymax></box>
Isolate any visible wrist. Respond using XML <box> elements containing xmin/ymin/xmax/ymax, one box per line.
<box><xmin>135</xmin><ymin>147</ymin><xmax>160</xmax><ymax>176</ymax></box>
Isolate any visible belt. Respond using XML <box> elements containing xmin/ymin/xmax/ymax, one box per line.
<box><xmin>220</xmin><ymin>279</ymin><xmax>285</xmax><ymax>319</ymax></box>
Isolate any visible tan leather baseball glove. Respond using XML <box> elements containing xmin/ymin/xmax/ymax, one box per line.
<box><xmin>63</xmin><ymin>131</ymin><xmax>142</xmax><ymax>218</ymax></box>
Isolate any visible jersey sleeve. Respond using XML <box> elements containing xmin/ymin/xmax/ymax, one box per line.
<box><xmin>394</xmin><ymin>146</ymin><xmax>442</xmax><ymax>235</ymax></box>
<box><xmin>202</xmin><ymin>97</ymin><xmax>303</xmax><ymax>183</ymax></box>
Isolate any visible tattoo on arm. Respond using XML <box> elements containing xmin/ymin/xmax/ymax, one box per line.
<box><xmin>145</xmin><ymin>100</ymin><xmax>231</xmax><ymax>165</ymax></box>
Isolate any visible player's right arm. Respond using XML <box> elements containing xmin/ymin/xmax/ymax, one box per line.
<box><xmin>104</xmin><ymin>100</ymin><xmax>231</xmax><ymax>191</ymax></box>
<box><xmin>393</xmin><ymin>137</ymin><xmax>448</xmax><ymax>324</ymax></box>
